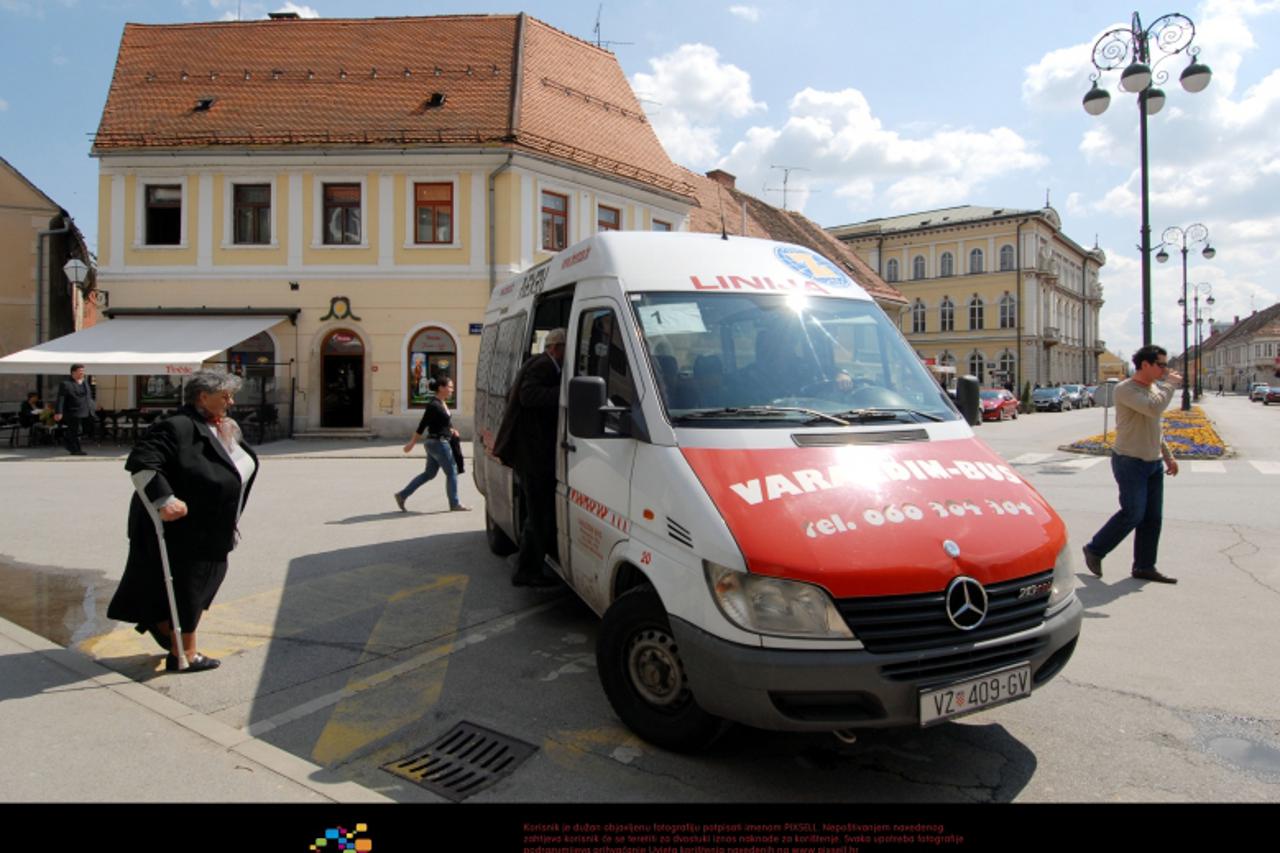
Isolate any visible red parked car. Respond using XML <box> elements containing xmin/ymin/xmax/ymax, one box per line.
<box><xmin>980</xmin><ymin>388</ymin><xmax>1019</xmax><ymax>421</ymax></box>
<box><xmin>1264</xmin><ymin>387</ymin><xmax>1280</xmax><ymax>405</ymax></box>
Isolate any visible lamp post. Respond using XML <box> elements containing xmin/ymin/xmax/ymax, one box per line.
<box><xmin>1157</xmin><ymin>224</ymin><xmax>1214</xmax><ymax>410</ymax></box>
<box><xmin>1184</xmin><ymin>281</ymin><xmax>1214</xmax><ymax>399</ymax></box>
<box><xmin>1084</xmin><ymin>12</ymin><xmax>1211</xmax><ymax>348</ymax></box>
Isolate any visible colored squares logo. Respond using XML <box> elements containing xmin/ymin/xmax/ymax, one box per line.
<box><xmin>310</xmin><ymin>824</ymin><xmax>371</xmax><ymax>852</ymax></box>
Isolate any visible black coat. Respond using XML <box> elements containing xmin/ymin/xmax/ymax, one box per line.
<box><xmin>107</xmin><ymin>406</ymin><xmax>259</xmax><ymax>628</ymax></box>
<box><xmin>495</xmin><ymin>352</ymin><xmax>560</xmax><ymax>479</ymax></box>
<box><xmin>55</xmin><ymin>378</ymin><xmax>94</xmax><ymax>418</ymax></box>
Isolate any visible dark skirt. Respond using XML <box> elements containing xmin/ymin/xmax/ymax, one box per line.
<box><xmin>107</xmin><ymin>543</ymin><xmax>228</xmax><ymax>633</ymax></box>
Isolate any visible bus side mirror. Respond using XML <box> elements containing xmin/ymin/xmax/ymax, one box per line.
<box><xmin>956</xmin><ymin>375</ymin><xmax>981</xmax><ymax>426</ymax></box>
<box><xmin>569</xmin><ymin>376</ymin><xmax>608</xmax><ymax>438</ymax></box>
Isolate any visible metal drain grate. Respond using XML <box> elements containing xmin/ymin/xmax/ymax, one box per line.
<box><xmin>381</xmin><ymin>721</ymin><xmax>537</xmax><ymax>801</ymax></box>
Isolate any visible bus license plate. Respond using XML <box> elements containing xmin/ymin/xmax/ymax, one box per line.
<box><xmin>919</xmin><ymin>664</ymin><xmax>1032</xmax><ymax>726</ymax></box>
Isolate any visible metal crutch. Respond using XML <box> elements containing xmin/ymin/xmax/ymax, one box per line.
<box><xmin>131</xmin><ymin>470</ymin><xmax>188</xmax><ymax>671</ymax></box>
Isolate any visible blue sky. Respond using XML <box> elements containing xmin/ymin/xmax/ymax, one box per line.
<box><xmin>3</xmin><ymin>0</ymin><xmax>1278</xmax><ymax>362</ymax></box>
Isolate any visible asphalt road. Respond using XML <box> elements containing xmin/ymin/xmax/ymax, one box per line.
<box><xmin>1</xmin><ymin>393</ymin><xmax>1276</xmax><ymax>803</ymax></box>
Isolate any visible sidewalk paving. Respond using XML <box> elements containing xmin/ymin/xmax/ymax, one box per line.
<box><xmin>0</xmin><ymin>610</ymin><xmax>391</xmax><ymax>803</ymax></box>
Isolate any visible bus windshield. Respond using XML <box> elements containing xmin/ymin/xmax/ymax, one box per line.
<box><xmin>631</xmin><ymin>291</ymin><xmax>958</xmax><ymax>425</ymax></box>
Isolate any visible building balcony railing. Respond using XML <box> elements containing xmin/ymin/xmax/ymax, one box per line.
<box><xmin>1042</xmin><ymin>326</ymin><xmax>1060</xmax><ymax>347</ymax></box>
<box><xmin>1093</xmin><ymin>339</ymin><xmax>1106</xmax><ymax>353</ymax></box>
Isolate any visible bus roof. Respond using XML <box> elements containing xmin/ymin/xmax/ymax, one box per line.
<box><xmin>488</xmin><ymin>232</ymin><xmax>876</xmax><ymax>312</ymax></box>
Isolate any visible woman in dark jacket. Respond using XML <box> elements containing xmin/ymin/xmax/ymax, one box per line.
<box><xmin>107</xmin><ymin>369</ymin><xmax>258</xmax><ymax>673</ymax></box>
<box><xmin>393</xmin><ymin>373</ymin><xmax>470</xmax><ymax>512</ymax></box>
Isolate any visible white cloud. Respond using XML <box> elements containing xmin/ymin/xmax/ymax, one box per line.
<box><xmin>1021</xmin><ymin>39</ymin><xmax>1097</xmax><ymax>109</ymax></box>
<box><xmin>632</xmin><ymin>43</ymin><xmax>765</xmax><ymax>166</ymax></box>
<box><xmin>0</xmin><ymin>97</ymin><xmax>8</xmax><ymax>111</ymax></box>
<box><xmin>728</xmin><ymin>5</ymin><xmax>760</xmax><ymax>23</ymax></box>
<box><xmin>715</xmin><ymin>86</ymin><xmax>1046</xmax><ymax>218</ymax></box>
<box><xmin>209</xmin><ymin>0</ymin><xmax>318</xmax><ymax>18</ymax></box>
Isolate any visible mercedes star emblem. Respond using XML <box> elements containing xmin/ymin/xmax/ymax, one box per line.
<box><xmin>945</xmin><ymin>576</ymin><xmax>989</xmax><ymax>631</ymax></box>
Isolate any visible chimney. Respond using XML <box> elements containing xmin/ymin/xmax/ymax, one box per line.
<box><xmin>706</xmin><ymin>169</ymin><xmax>736</xmax><ymax>189</ymax></box>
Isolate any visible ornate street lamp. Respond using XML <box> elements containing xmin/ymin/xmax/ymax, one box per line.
<box><xmin>1084</xmin><ymin>12</ymin><xmax>1211</xmax><ymax>347</ymax></box>
<box><xmin>1185</xmin><ymin>282</ymin><xmax>1214</xmax><ymax>399</ymax></box>
<box><xmin>1158</xmin><ymin>224</ymin><xmax>1214</xmax><ymax>410</ymax></box>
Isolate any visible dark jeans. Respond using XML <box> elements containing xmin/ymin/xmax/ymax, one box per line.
<box><xmin>62</xmin><ymin>416</ymin><xmax>93</xmax><ymax>453</ymax></box>
<box><xmin>1087</xmin><ymin>454</ymin><xmax>1165</xmax><ymax>573</ymax></box>
<box><xmin>516</xmin><ymin>471</ymin><xmax>557</xmax><ymax>577</ymax></box>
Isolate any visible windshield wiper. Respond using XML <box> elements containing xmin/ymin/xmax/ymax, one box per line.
<box><xmin>829</xmin><ymin>407</ymin><xmax>946</xmax><ymax>423</ymax></box>
<box><xmin>675</xmin><ymin>406</ymin><xmax>851</xmax><ymax>426</ymax></box>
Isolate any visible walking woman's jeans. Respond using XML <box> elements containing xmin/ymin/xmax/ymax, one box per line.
<box><xmin>399</xmin><ymin>439</ymin><xmax>460</xmax><ymax>508</ymax></box>
<box><xmin>1087</xmin><ymin>454</ymin><xmax>1165</xmax><ymax>572</ymax></box>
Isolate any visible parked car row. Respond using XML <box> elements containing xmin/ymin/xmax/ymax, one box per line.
<box><xmin>1251</xmin><ymin>382</ymin><xmax>1272</xmax><ymax>402</ymax></box>
<box><xmin>1262</xmin><ymin>386</ymin><xmax>1280</xmax><ymax>405</ymax></box>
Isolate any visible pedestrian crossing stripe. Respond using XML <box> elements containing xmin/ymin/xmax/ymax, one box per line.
<box><xmin>1190</xmin><ymin>461</ymin><xmax>1226</xmax><ymax>474</ymax></box>
<box><xmin>1009</xmin><ymin>453</ymin><xmax>1054</xmax><ymax>465</ymax></box>
<box><xmin>1252</xmin><ymin>461</ymin><xmax>1280</xmax><ymax>475</ymax></box>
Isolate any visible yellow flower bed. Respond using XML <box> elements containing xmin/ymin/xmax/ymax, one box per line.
<box><xmin>1066</xmin><ymin>406</ymin><xmax>1227</xmax><ymax>458</ymax></box>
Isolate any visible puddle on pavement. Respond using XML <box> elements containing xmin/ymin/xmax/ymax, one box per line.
<box><xmin>0</xmin><ymin>557</ymin><xmax>116</xmax><ymax>648</ymax></box>
<box><xmin>1206</xmin><ymin>736</ymin><xmax>1280</xmax><ymax>776</ymax></box>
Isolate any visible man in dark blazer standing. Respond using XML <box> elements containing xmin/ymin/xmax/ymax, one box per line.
<box><xmin>497</xmin><ymin>328</ymin><xmax>566</xmax><ymax>587</ymax></box>
<box><xmin>54</xmin><ymin>363</ymin><xmax>96</xmax><ymax>455</ymax></box>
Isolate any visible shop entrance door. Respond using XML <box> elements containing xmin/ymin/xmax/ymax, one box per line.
<box><xmin>321</xmin><ymin>329</ymin><xmax>364</xmax><ymax>428</ymax></box>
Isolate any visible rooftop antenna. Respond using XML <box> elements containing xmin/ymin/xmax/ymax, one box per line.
<box><xmin>716</xmin><ymin>184</ymin><xmax>728</xmax><ymax>240</ymax></box>
<box><xmin>764</xmin><ymin>165</ymin><xmax>816</xmax><ymax>212</ymax></box>
<box><xmin>593</xmin><ymin>4</ymin><xmax>633</xmax><ymax>50</ymax></box>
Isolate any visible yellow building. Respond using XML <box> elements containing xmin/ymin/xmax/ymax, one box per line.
<box><xmin>82</xmin><ymin>14</ymin><xmax>696</xmax><ymax>436</ymax></box>
<box><xmin>0</xmin><ymin>156</ymin><xmax>94</xmax><ymax>402</ymax></box>
<box><xmin>830</xmin><ymin>205</ymin><xmax>1106</xmax><ymax>391</ymax></box>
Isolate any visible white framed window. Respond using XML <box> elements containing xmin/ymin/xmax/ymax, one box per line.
<box><xmin>999</xmin><ymin>293</ymin><xmax>1017</xmax><ymax>329</ymax></box>
<box><xmin>940</xmin><ymin>297</ymin><xmax>955</xmax><ymax>332</ymax></box>
<box><xmin>999</xmin><ymin>244</ymin><xmax>1015</xmax><ymax>271</ymax></box>
<box><xmin>911</xmin><ymin>299</ymin><xmax>927</xmax><ymax>334</ymax></box>
<box><xmin>969</xmin><ymin>295</ymin><xmax>985</xmax><ymax>330</ymax></box>
<box><xmin>134</xmin><ymin>177</ymin><xmax>189</xmax><ymax>248</ymax></box>
<box><xmin>940</xmin><ymin>252</ymin><xmax>954</xmax><ymax>277</ymax></box>
<box><xmin>402</xmin><ymin>175</ymin><xmax>460</xmax><ymax>249</ymax></box>
<box><xmin>311</xmin><ymin>176</ymin><xmax>369</xmax><ymax>248</ymax></box>
<box><xmin>912</xmin><ymin>255</ymin><xmax>926</xmax><ymax>280</ymax></box>
<box><xmin>222</xmin><ymin>176</ymin><xmax>278</xmax><ymax>248</ymax></box>
<box><xmin>651</xmin><ymin>218</ymin><xmax>672</xmax><ymax>232</ymax></box>
<box><xmin>969</xmin><ymin>248</ymin><xmax>984</xmax><ymax>274</ymax></box>
<box><xmin>968</xmin><ymin>351</ymin><xmax>986</xmax><ymax>384</ymax></box>
<box><xmin>885</xmin><ymin>258</ymin><xmax>900</xmax><ymax>282</ymax></box>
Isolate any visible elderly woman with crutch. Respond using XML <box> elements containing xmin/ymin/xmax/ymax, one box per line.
<box><xmin>107</xmin><ymin>369</ymin><xmax>258</xmax><ymax>673</ymax></box>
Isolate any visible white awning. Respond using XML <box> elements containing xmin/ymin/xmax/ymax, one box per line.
<box><xmin>0</xmin><ymin>315</ymin><xmax>285</xmax><ymax>375</ymax></box>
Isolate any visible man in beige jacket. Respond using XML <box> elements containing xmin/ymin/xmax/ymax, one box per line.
<box><xmin>1082</xmin><ymin>345</ymin><xmax>1182</xmax><ymax>583</ymax></box>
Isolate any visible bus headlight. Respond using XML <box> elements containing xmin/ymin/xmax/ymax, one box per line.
<box><xmin>704</xmin><ymin>561</ymin><xmax>854</xmax><ymax>639</ymax></box>
<box><xmin>1048</xmin><ymin>544</ymin><xmax>1077</xmax><ymax>611</ymax></box>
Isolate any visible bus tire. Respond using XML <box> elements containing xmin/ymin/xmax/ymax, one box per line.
<box><xmin>596</xmin><ymin>586</ymin><xmax>727</xmax><ymax>752</ymax></box>
<box><xmin>485</xmin><ymin>509</ymin><xmax>518</xmax><ymax>556</ymax></box>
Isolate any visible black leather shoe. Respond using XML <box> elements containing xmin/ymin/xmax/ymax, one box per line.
<box><xmin>1082</xmin><ymin>547</ymin><xmax>1103</xmax><ymax>578</ymax></box>
<box><xmin>165</xmin><ymin>653</ymin><xmax>221</xmax><ymax>672</ymax></box>
<box><xmin>1132</xmin><ymin>569</ymin><xmax>1177</xmax><ymax>584</ymax></box>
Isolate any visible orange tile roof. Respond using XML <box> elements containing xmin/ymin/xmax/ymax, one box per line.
<box><xmin>92</xmin><ymin>14</ymin><xmax>692</xmax><ymax>199</ymax></box>
<box><xmin>681</xmin><ymin>168</ymin><xmax>906</xmax><ymax>305</ymax></box>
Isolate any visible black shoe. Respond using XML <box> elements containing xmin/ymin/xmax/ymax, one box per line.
<box><xmin>512</xmin><ymin>572</ymin><xmax>557</xmax><ymax>588</ymax></box>
<box><xmin>165</xmin><ymin>653</ymin><xmax>221</xmax><ymax>672</ymax></box>
<box><xmin>1082</xmin><ymin>547</ymin><xmax>1103</xmax><ymax>578</ymax></box>
<box><xmin>69</xmin><ymin>450</ymin><xmax>87</xmax><ymax>456</ymax></box>
<box><xmin>1132</xmin><ymin>569</ymin><xmax>1178</xmax><ymax>584</ymax></box>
